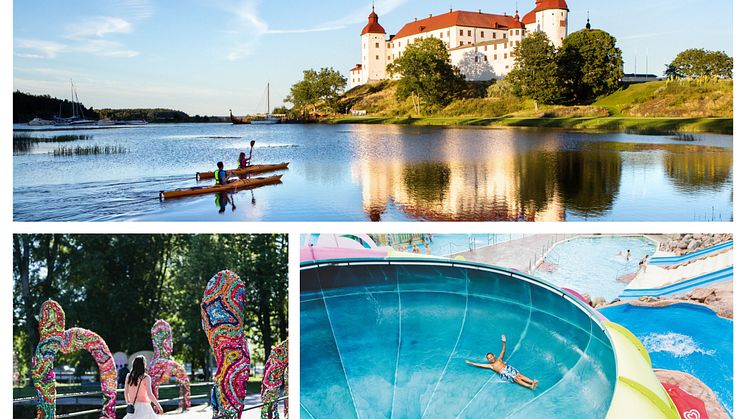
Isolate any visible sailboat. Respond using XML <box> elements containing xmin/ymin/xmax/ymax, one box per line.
<box><xmin>54</xmin><ymin>80</ymin><xmax>96</xmax><ymax>126</ymax></box>
<box><xmin>252</xmin><ymin>83</ymin><xmax>280</xmax><ymax>124</ymax></box>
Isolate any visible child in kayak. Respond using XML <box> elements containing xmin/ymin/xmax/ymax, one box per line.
<box><xmin>237</xmin><ymin>152</ymin><xmax>248</xmax><ymax>169</ymax></box>
<box><xmin>215</xmin><ymin>161</ymin><xmax>231</xmax><ymax>185</ymax></box>
<box><xmin>465</xmin><ymin>335</ymin><xmax>539</xmax><ymax>390</ymax></box>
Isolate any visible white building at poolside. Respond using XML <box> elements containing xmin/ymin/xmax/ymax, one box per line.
<box><xmin>349</xmin><ymin>0</ymin><xmax>570</xmax><ymax>88</ymax></box>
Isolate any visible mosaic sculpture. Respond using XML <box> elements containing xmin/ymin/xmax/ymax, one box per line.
<box><xmin>201</xmin><ymin>270</ymin><xmax>251</xmax><ymax>419</ymax></box>
<box><xmin>148</xmin><ymin>319</ymin><xmax>191</xmax><ymax>409</ymax></box>
<box><xmin>32</xmin><ymin>300</ymin><xmax>117</xmax><ymax>419</ymax></box>
<box><xmin>260</xmin><ymin>339</ymin><xmax>288</xmax><ymax>419</ymax></box>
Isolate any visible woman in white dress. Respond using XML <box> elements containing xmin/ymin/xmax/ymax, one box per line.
<box><xmin>124</xmin><ymin>355</ymin><xmax>163</xmax><ymax>418</ymax></box>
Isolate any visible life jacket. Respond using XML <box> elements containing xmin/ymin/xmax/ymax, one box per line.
<box><xmin>214</xmin><ymin>169</ymin><xmax>226</xmax><ymax>184</ymax></box>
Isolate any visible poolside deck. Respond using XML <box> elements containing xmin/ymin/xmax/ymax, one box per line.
<box><xmin>449</xmin><ymin>234</ymin><xmax>577</xmax><ymax>272</ymax></box>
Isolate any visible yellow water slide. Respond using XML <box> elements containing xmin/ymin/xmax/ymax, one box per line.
<box><xmin>605</xmin><ymin>322</ymin><xmax>680</xmax><ymax>418</ymax></box>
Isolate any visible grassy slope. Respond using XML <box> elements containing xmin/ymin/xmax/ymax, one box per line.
<box><xmin>330</xmin><ymin>80</ymin><xmax>733</xmax><ymax>134</ymax></box>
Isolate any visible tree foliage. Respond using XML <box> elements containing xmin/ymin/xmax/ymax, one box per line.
<box><xmin>667</xmin><ymin>48</ymin><xmax>733</xmax><ymax>79</ymax></box>
<box><xmin>558</xmin><ymin>29</ymin><xmax>624</xmax><ymax>103</ymax></box>
<box><xmin>508</xmin><ymin>29</ymin><xmax>624</xmax><ymax>105</ymax></box>
<box><xmin>12</xmin><ymin>234</ymin><xmax>288</xmax><ymax>387</ymax></box>
<box><xmin>387</xmin><ymin>37</ymin><xmax>465</xmax><ymax>113</ymax></box>
<box><xmin>506</xmin><ymin>32</ymin><xmax>566</xmax><ymax>104</ymax></box>
<box><xmin>285</xmin><ymin>68</ymin><xmax>347</xmax><ymax>115</ymax></box>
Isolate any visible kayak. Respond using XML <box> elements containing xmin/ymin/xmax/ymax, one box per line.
<box><xmin>161</xmin><ymin>175</ymin><xmax>283</xmax><ymax>199</ymax></box>
<box><xmin>196</xmin><ymin>162</ymin><xmax>289</xmax><ymax>181</ymax></box>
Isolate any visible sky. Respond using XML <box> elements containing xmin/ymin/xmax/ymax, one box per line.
<box><xmin>12</xmin><ymin>0</ymin><xmax>734</xmax><ymax>116</ymax></box>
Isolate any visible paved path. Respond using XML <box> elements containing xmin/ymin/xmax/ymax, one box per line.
<box><xmin>164</xmin><ymin>394</ymin><xmax>285</xmax><ymax>419</ymax></box>
<box><xmin>449</xmin><ymin>234</ymin><xmax>577</xmax><ymax>272</ymax></box>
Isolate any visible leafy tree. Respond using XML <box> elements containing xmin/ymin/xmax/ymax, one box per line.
<box><xmin>506</xmin><ymin>32</ymin><xmax>566</xmax><ymax>105</ymax></box>
<box><xmin>285</xmin><ymin>68</ymin><xmax>347</xmax><ymax>115</ymax></box>
<box><xmin>387</xmin><ymin>37</ymin><xmax>465</xmax><ymax>113</ymax></box>
<box><xmin>558</xmin><ymin>29</ymin><xmax>623</xmax><ymax>103</ymax></box>
<box><xmin>668</xmin><ymin>49</ymin><xmax>733</xmax><ymax>78</ymax></box>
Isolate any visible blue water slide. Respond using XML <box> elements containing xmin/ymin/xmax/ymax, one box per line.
<box><xmin>648</xmin><ymin>241</ymin><xmax>732</xmax><ymax>266</ymax></box>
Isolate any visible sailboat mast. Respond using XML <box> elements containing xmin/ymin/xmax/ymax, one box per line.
<box><xmin>267</xmin><ymin>82</ymin><xmax>270</xmax><ymax>116</ymax></box>
<box><xmin>70</xmin><ymin>79</ymin><xmax>76</xmax><ymax>118</ymax></box>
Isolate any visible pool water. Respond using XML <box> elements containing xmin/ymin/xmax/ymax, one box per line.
<box><xmin>533</xmin><ymin>236</ymin><xmax>658</xmax><ymax>300</ymax></box>
<box><xmin>301</xmin><ymin>260</ymin><xmax>616</xmax><ymax>418</ymax></box>
<box><xmin>387</xmin><ymin>234</ymin><xmax>526</xmax><ymax>256</ymax></box>
<box><xmin>601</xmin><ymin>303</ymin><xmax>733</xmax><ymax>417</ymax></box>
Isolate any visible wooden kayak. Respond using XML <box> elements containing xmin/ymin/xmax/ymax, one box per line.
<box><xmin>196</xmin><ymin>162</ymin><xmax>289</xmax><ymax>181</ymax></box>
<box><xmin>160</xmin><ymin>174</ymin><xmax>283</xmax><ymax>199</ymax></box>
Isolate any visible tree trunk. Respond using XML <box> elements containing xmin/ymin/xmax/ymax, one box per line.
<box><xmin>14</xmin><ymin>235</ymin><xmax>36</xmax><ymax>387</ymax></box>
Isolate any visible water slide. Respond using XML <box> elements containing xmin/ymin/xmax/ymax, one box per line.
<box><xmin>300</xmin><ymin>254</ymin><xmax>679</xmax><ymax>418</ymax></box>
<box><xmin>621</xmin><ymin>249</ymin><xmax>733</xmax><ymax>299</ymax></box>
<box><xmin>648</xmin><ymin>241</ymin><xmax>733</xmax><ymax>267</ymax></box>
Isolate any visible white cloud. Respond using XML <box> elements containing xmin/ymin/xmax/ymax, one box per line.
<box><xmin>65</xmin><ymin>16</ymin><xmax>133</xmax><ymax>39</ymax></box>
<box><xmin>116</xmin><ymin>0</ymin><xmax>155</xmax><ymax>20</ymax></box>
<box><xmin>74</xmin><ymin>39</ymin><xmax>140</xmax><ymax>57</ymax></box>
<box><xmin>14</xmin><ymin>39</ymin><xmax>67</xmax><ymax>59</ymax></box>
<box><xmin>217</xmin><ymin>0</ymin><xmax>409</xmax><ymax>60</ymax></box>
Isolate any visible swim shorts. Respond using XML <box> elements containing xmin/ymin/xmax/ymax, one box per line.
<box><xmin>500</xmin><ymin>364</ymin><xmax>518</xmax><ymax>383</ymax></box>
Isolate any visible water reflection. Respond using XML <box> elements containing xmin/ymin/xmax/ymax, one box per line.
<box><xmin>352</xmin><ymin>128</ymin><xmax>730</xmax><ymax>221</ymax></box>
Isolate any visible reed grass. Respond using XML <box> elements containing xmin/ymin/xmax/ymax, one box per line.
<box><xmin>51</xmin><ymin>145</ymin><xmax>128</xmax><ymax>156</ymax></box>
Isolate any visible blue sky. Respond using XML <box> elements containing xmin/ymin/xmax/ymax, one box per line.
<box><xmin>13</xmin><ymin>0</ymin><xmax>733</xmax><ymax>116</ymax></box>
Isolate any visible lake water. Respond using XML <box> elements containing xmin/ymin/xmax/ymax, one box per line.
<box><xmin>13</xmin><ymin>123</ymin><xmax>733</xmax><ymax>221</ymax></box>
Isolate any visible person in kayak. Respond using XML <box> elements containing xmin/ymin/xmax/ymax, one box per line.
<box><xmin>237</xmin><ymin>152</ymin><xmax>248</xmax><ymax>169</ymax></box>
<box><xmin>465</xmin><ymin>335</ymin><xmax>539</xmax><ymax>390</ymax></box>
<box><xmin>215</xmin><ymin>161</ymin><xmax>231</xmax><ymax>185</ymax></box>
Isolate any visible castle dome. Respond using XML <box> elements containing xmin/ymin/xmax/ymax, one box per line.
<box><xmin>509</xmin><ymin>11</ymin><xmax>525</xmax><ymax>29</ymax></box>
<box><xmin>361</xmin><ymin>7</ymin><xmax>386</xmax><ymax>35</ymax></box>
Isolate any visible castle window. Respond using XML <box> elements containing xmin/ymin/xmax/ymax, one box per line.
<box><xmin>480</xmin><ymin>31</ymin><xmax>484</xmax><ymax>38</ymax></box>
<box><xmin>484</xmin><ymin>56</ymin><xmax>488</xmax><ymax>62</ymax></box>
<box><xmin>376</xmin><ymin>55</ymin><xmax>379</xmax><ymax>60</ymax></box>
<box><xmin>375</xmin><ymin>42</ymin><xmax>379</xmax><ymax>48</ymax></box>
<box><xmin>460</xmin><ymin>41</ymin><xmax>464</xmax><ymax>46</ymax></box>
<box><xmin>467</xmin><ymin>30</ymin><xmax>471</xmax><ymax>36</ymax></box>
<box><xmin>510</xmin><ymin>52</ymin><xmax>514</xmax><ymax>57</ymax></box>
<box><xmin>460</xmin><ymin>29</ymin><xmax>463</xmax><ymax>36</ymax></box>
<box><xmin>493</xmin><ymin>32</ymin><xmax>496</xmax><ymax>39</ymax></box>
<box><xmin>504</xmin><ymin>53</ymin><xmax>507</xmax><ymax>59</ymax></box>
<box><xmin>494</xmin><ymin>54</ymin><xmax>497</xmax><ymax>60</ymax></box>
<box><xmin>440</xmin><ymin>32</ymin><xmax>443</xmax><ymax>38</ymax></box>
<box><xmin>503</xmin><ymin>34</ymin><xmax>507</xmax><ymax>39</ymax></box>
<box><xmin>398</xmin><ymin>41</ymin><xmax>401</xmax><ymax>47</ymax></box>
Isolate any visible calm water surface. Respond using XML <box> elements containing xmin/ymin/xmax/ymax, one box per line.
<box><xmin>13</xmin><ymin>123</ymin><xmax>733</xmax><ymax>221</ymax></box>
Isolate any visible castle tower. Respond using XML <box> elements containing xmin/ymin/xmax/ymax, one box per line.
<box><xmin>523</xmin><ymin>0</ymin><xmax>569</xmax><ymax>47</ymax></box>
<box><xmin>360</xmin><ymin>6</ymin><xmax>387</xmax><ymax>84</ymax></box>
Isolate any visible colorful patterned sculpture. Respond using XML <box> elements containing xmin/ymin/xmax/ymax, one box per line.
<box><xmin>261</xmin><ymin>339</ymin><xmax>288</xmax><ymax>419</ymax></box>
<box><xmin>32</xmin><ymin>300</ymin><xmax>117</xmax><ymax>419</ymax></box>
<box><xmin>148</xmin><ymin>319</ymin><xmax>191</xmax><ymax>409</ymax></box>
<box><xmin>201</xmin><ymin>270</ymin><xmax>251</xmax><ymax>419</ymax></box>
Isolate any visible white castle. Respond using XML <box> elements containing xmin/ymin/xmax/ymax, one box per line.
<box><xmin>349</xmin><ymin>0</ymin><xmax>569</xmax><ymax>88</ymax></box>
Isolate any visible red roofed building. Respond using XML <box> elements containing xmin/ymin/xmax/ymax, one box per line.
<box><xmin>349</xmin><ymin>2</ymin><xmax>570</xmax><ymax>88</ymax></box>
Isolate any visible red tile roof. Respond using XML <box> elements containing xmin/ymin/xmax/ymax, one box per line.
<box><xmin>523</xmin><ymin>0</ymin><xmax>569</xmax><ymax>24</ymax></box>
<box><xmin>391</xmin><ymin>10</ymin><xmax>518</xmax><ymax>40</ymax></box>
<box><xmin>361</xmin><ymin>9</ymin><xmax>386</xmax><ymax>35</ymax></box>
<box><xmin>508</xmin><ymin>11</ymin><xmax>525</xmax><ymax>29</ymax></box>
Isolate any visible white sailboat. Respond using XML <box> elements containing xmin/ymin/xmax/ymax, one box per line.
<box><xmin>54</xmin><ymin>80</ymin><xmax>96</xmax><ymax>126</ymax></box>
<box><xmin>252</xmin><ymin>83</ymin><xmax>280</xmax><ymax>124</ymax></box>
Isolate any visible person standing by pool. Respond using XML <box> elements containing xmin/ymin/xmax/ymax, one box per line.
<box><xmin>465</xmin><ymin>335</ymin><xmax>539</xmax><ymax>390</ymax></box>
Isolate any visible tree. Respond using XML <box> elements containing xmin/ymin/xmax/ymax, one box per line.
<box><xmin>506</xmin><ymin>32</ymin><xmax>566</xmax><ymax>105</ymax></box>
<box><xmin>387</xmin><ymin>37</ymin><xmax>465</xmax><ymax>113</ymax></box>
<box><xmin>668</xmin><ymin>49</ymin><xmax>733</xmax><ymax>78</ymax></box>
<box><xmin>558</xmin><ymin>29</ymin><xmax>623</xmax><ymax>103</ymax></box>
<box><xmin>285</xmin><ymin>68</ymin><xmax>347</xmax><ymax>115</ymax></box>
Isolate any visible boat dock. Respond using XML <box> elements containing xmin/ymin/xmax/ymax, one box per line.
<box><xmin>449</xmin><ymin>234</ymin><xmax>577</xmax><ymax>272</ymax></box>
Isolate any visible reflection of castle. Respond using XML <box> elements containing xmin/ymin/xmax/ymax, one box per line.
<box><xmin>350</xmin><ymin>128</ymin><xmax>567</xmax><ymax>221</ymax></box>
<box><xmin>350</xmin><ymin>0</ymin><xmax>569</xmax><ymax>87</ymax></box>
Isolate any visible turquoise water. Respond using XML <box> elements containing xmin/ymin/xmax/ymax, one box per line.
<box><xmin>533</xmin><ymin>236</ymin><xmax>658</xmax><ymax>300</ymax></box>
<box><xmin>300</xmin><ymin>260</ymin><xmax>616</xmax><ymax>418</ymax></box>
<box><xmin>13</xmin><ymin>123</ymin><xmax>733</xmax><ymax>221</ymax></box>
<box><xmin>601</xmin><ymin>303</ymin><xmax>733</xmax><ymax>417</ymax></box>
<box><xmin>389</xmin><ymin>233</ymin><xmax>525</xmax><ymax>256</ymax></box>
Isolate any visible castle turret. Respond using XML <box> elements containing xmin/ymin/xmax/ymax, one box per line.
<box><xmin>523</xmin><ymin>0</ymin><xmax>569</xmax><ymax>47</ymax></box>
<box><xmin>360</xmin><ymin>6</ymin><xmax>387</xmax><ymax>85</ymax></box>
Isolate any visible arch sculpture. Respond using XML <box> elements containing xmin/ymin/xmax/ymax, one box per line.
<box><xmin>148</xmin><ymin>319</ymin><xmax>191</xmax><ymax>409</ymax></box>
<box><xmin>260</xmin><ymin>339</ymin><xmax>288</xmax><ymax>419</ymax></box>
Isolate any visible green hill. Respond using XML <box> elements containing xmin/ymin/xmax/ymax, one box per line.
<box><xmin>330</xmin><ymin>79</ymin><xmax>732</xmax><ymax>134</ymax></box>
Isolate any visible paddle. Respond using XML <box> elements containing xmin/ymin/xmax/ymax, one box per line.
<box><xmin>248</xmin><ymin>140</ymin><xmax>255</xmax><ymax>166</ymax></box>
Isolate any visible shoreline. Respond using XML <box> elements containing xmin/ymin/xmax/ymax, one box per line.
<box><xmin>323</xmin><ymin>116</ymin><xmax>733</xmax><ymax>135</ymax></box>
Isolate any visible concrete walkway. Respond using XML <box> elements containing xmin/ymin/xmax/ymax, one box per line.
<box><xmin>164</xmin><ymin>394</ymin><xmax>285</xmax><ymax>418</ymax></box>
<box><xmin>449</xmin><ymin>234</ymin><xmax>576</xmax><ymax>272</ymax></box>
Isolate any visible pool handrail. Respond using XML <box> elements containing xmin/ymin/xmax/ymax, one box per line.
<box><xmin>648</xmin><ymin>241</ymin><xmax>732</xmax><ymax>266</ymax></box>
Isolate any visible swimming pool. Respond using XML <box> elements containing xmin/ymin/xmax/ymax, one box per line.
<box><xmin>533</xmin><ymin>236</ymin><xmax>658</xmax><ymax>301</ymax></box>
<box><xmin>300</xmin><ymin>259</ymin><xmax>617</xmax><ymax>418</ymax></box>
<box><xmin>601</xmin><ymin>303</ymin><xmax>733</xmax><ymax>417</ymax></box>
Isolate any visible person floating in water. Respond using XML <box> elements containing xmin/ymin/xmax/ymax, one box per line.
<box><xmin>626</xmin><ymin>249</ymin><xmax>632</xmax><ymax>261</ymax></box>
<box><xmin>215</xmin><ymin>161</ymin><xmax>231</xmax><ymax>185</ymax></box>
<box><xmin>465</xmin><ymin>335</ymin><xmax>539</xmax><ymax>390</ymax></box>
